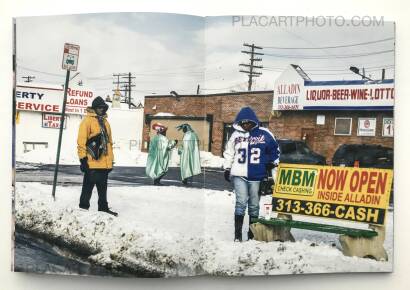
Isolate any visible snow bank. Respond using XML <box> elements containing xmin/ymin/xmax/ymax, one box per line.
<box><xmin>16</xmin><ymin>147</ymin><xmax>224</xmax><ymax>168</ymax></box>
<box><xmin>15</xmin><ymin>182</ymin><xmax>392</xmax><ymax>277</ymax></box>
<box><xmin>17</xmin><ymin>147</ymin><xmax>79</xmax><ymax>165</ymax></box>
<box><xmin>153</xmin><ymin>112</ymin><xmax>175</xmax><ymax>117</ymax></box>
<box><xmin>199</xmin><ymin>151</ymin><xmax>224</xmax><ymax>168</ymax></box>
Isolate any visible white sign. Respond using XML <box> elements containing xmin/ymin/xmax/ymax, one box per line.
<box><xmin>316</xmin><ymin>115</ymin><xmax>325</xmax><ymax>125</ymax></box>
<box><xmin>42</xmin><ymin>113</ymin><xmax>67</xmax><ymax>129</ymax></box>
<box><xmin>274</xmin><ymin>83</ymin><xmax>303</xmax><ymax>110</ymax></box>
<box><xmin>62</xmin><ymin>43</ymin><xmax>80</xmax><ymax>71</ymax></box>
<box><xmin>304</xmin><ymin>83</ymin><xmax>394</xmax><ymax>109</ymax></box>
<box><xmin>16</xmin><ymin>83</ymin><xmax>94</xmax><ymax>115</ymax></box>
<box><xmin>382</xmin><ymin>118</ymin><xmax>394</xmax><ymax>137</ymax></box>
<box><xmin>273</xmin><ymin>65</ymin><xmax>394</xmax><ymax>111</ymax></box>
<box><xmin>357</xmin><ymin>118</ymin><xmax>377</xmax><ymax>136</ymax></box>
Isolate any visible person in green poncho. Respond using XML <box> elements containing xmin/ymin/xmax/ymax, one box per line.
<box><xmin>146</xmin><ymin>123</ymin><xmax>177</xmax><ymax>185</ymax></box>
<box><xmin>176</xmin><ymin>123</ymin><xmax>202</xmax><ymax>185</ymax></box>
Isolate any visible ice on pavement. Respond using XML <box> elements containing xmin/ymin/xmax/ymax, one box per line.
<box><xmin>15</xmin><ymin>182</ymin><xmax>393</xmax><ymax>277</ymax></box>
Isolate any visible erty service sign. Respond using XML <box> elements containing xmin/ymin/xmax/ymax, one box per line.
<box><xmin>16</xmin><ymin>84</ymin><xmax>94</xmax><ymax>115</ymax></box>
<box><xmin>272</xmin><ymin>163</ymin><xmax>393</xmax><ymax>225</ymax></box>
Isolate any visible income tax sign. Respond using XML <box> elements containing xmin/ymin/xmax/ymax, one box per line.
<box><xmin>272</xmin><ymin>163</ymin><xmax>393</xmax><ymax>225</ymax></box>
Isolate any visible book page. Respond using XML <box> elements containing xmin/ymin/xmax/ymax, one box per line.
<box><xmin>13</xmin><ymin>12</ymin><xmax>208</xmax><ymax>277</ymax></box>
<box><xmin>203</xmin><ymin>15</ymin><xmax>394</xmax><ymax>274</ymax></box>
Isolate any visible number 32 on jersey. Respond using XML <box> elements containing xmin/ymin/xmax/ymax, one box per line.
<box><xmin>237</xmin><ymin>148</ymin><xmax>260</xmax><ymax>164</ymax></box>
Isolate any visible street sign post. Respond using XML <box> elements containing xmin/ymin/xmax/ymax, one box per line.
<box><xmin>52</xmin><ymin>43</ymin><xmax>80</xmax><ymax>200</ymax></box>
<box><xmin>62</xmin><ymin>43</ymin><xmax>80</xmax><ymax>71</ymax></box>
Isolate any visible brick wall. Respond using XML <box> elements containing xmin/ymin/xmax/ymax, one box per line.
<box><xmin>143</xmin><ymin>92</ymin><xmax>394</xmax><ymax>162</ymax></box>
<box><xmin>272</xmin><ymin>110</ymin><xmax>394</xmax><ymax>163</ymax></box>
<box><xmin>143</xmin><ymin>92</ymin><xmax>273</xmax><ymax>155</ymax></box>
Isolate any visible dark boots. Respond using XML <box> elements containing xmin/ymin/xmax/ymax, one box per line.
<box><xmin>235</xmin><ymin>215</ymin><xmax>258</xmax><ymax>242</ymax></box>
<box><xmin>234</xmin><ymin>215</ymin><xmax>244</xmax><ymax>242</ymax></box>
<box><xmin>153</xmin><ymin>173</ymin><xmax>166</xmax><ymax>185</ymax></box>
<box><xmin>98</xmin><ymin>208</ymin><xmax>118</xmax><ymax>217</ymax></box>
<box><xmin>153</xmin><ymin>178</ymin><xmax>163</xmax><ymax>185</ymax></box>
<box><xmin>248</xmin><ymin>216</ymin><xmax>258</xmax><ymax>240</ymax></box>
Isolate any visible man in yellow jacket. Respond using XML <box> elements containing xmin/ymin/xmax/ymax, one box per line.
<box><xmin>77</xmin><ymin>96</ymin><xmax>117</xmax><ymax>216</ymax></box>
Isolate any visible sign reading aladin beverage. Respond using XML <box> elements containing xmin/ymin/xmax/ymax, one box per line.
<box><xmin>15</xmin><ymin>83</ymin><xmax>94</xmax><ymax>115</ymax></box>
<box><xmin>272</xmin><ymin>163</ymin><xmax>393</xmax><ymax>225</ymax></box>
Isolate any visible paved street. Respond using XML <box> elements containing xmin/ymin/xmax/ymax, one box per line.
<box><xmin>16</xmin><ymin>163</ymin><xmax>232</xmax><ymax>191</ymax></box>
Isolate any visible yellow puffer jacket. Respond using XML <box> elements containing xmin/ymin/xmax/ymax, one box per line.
<box><xmin>77</xmin><ymin>108</ymin><xmax>114</xmax><ymax>169</ymax></box>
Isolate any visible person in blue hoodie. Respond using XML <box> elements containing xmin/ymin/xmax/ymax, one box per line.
<box><xmin>223</xmin><ymin>107</ymin><xmax>280</xmax><ymax>242</ymax></box>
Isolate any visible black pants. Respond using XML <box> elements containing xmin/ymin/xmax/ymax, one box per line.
<box><xmin>79</xmin><ymin>169</ymin><xmax>109</xmax><ymax>210</ymax></box>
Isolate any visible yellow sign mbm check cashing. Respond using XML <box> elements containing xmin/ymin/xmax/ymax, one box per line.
<box><xmin>272</xmin><ymin>163</ymin><xmax>393</xmax><ymax>225</ymax></box>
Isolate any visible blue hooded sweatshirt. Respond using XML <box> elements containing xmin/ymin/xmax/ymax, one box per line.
<box><xmin>223</xmin><ymin>107</ymin><xmax>280</xmax><ymax>181</ymax></box>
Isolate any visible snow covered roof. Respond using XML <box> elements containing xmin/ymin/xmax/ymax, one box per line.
<box><xmin>153</xmin><ymin>112</ymin><xmax>176</xmax><ymax>117</ymax></box>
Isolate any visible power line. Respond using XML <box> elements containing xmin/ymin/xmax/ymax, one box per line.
<box><xmin>113</xmin><ymin>73</ymin><xmax>136</xmax><ymax>109</ymax></box>
<box><xmin>264</xmin><ymin>49</ymin><xmax>394</xmax><ymax>59</ymax></box>
<box><xmin>262</xmin><ymin>37</ymin><xmax>394</xmax><ymax>49</ymax></box>
<box><xmin>262</xmin><ymin>64</ymin><xmax>394</xmax><ymax>72</ymax></box>
<box><xmin>303</xmin><ymin>65</ymin><xmax>394</xmax><ymax>72</ymax></box>
<box><xmin>18</xmin><ymin>65</ymin><xmax>65</xmax><ymax>77</ymax></box>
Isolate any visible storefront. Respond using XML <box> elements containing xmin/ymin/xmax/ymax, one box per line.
<box><xmin>143</xmin><ymin>65</ymin><xmax>394</xmax><ymax>162</ymax></box>
<box><xmin>272</xmin><ymin>65</ymin><xmax>394</xmax><ymax>162</ymax></box>
<box><xmin>15</xmin><ymin>83</ymin><xmax>144</xmax><ymax>157</ymax></box>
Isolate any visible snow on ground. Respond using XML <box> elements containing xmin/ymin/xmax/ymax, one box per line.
<box><xmin>16</xmin><ymin>147</ymin><xmax>224</xmax><ymax>168</ymax></box>
<box><xmin>15</xmin><ymin>182</ymin><xmax>392</xmax><ymax>277</ymax></box>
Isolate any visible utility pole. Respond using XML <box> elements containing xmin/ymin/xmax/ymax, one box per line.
<box><xmin>113</xmin><ymin>73</ymin><xmax>122</xmax><ymax>90</ymax></box>
<box><xmin>22</xmin><ymin>76</ymin><xmax>35</xmax><ymax>82</ymax></box>
<box><xmin>126</xmin><ymin>72</ymin><xmax>135</xmax><ymax>109</ymax></box>
<box><xmin>239</xmin><ymin>43</ymin><xmax>263</xmax><ymax>91</ymax></box>
<box><xmin>123</xmin><ymin>84</ymin><xmax>128</xmax><ymax>102</ymax></box>
<box><xmin>113</xmin><ymin>73</ymin><xmax>135</xmax><ymax>108</ymax></box>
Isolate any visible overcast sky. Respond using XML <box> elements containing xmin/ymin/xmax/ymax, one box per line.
<box><xmin>16</xmin><ymin>13</ymin><xmax>394</xmax><ymax>102</ymax></box>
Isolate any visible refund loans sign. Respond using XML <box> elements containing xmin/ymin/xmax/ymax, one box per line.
<box><xmin>15</xmin><ymin>84</ymin><xmax>94</xmax><ymax>115</ymax></box>
<box><xmin>273</xmin><ymin>164</ymin><xmax>393</xmax><ymax>225</ymax></box>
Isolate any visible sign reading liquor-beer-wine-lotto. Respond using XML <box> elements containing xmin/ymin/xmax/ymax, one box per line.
<box><xmin>272</xmin><ymin>65</ymin><xmax>394</xmax><ymax>111</ymax></box>
<box><xmin>272</xmin><ymin>163</ymin><xmax>393</xmax><ymax>225</ymax></box>
<box><xmin>15</xmin><ymin>83</ymin><xmax>94</xmax><ymax>115</ymax></box>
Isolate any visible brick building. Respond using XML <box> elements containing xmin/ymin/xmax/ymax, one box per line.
<box><xmin>143</xmin><ymin>91</ymin><xmax>274</xmax><ymax>156</ymax></box>
<box><xmin>142</xmin><ymin>65</ymin><xmax>394</xmax><ymax>163</ymax></box>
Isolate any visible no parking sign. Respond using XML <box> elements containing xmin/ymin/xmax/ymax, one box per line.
<box><xmin>62</xmin><ymin>43</ymin><xmax>80</xmax><ymax>71</ymax></box>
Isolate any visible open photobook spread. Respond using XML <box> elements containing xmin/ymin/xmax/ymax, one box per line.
<box><xmin>12</xmin><ymin>13</ymin><xmax>394</xmax><ymax>277</ymax></box>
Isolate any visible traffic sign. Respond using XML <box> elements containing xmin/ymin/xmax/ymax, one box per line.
<box><xmin>62</xmin><ymin>43</ymin><xmax>80</xmax><ymax>71</ymax></box>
